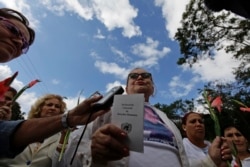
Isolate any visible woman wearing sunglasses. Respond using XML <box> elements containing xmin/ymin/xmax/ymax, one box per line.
<box><xmin>54</xmin><ymin>67</ymin><xmax>232</xmax><ymax>167</ymax></box>
<box><xmin>0</xmin><ymin>8</ymin><xmax>35</xmax><ymax>62</ymax></box>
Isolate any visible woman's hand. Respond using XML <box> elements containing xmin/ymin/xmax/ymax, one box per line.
<box><xmin>0</xmin><ymin>105</ymin><xmax>11</xmax><ymax>120</ymax></box>
<box><xmin>91</xmin><ymin>124</ymin><xmax>129</xmax><ymax>164</ymax></box>
<box><xmin>209</xmin><ymin>136</ymin><xmax>232</xmax><ymax>167</ymax></box>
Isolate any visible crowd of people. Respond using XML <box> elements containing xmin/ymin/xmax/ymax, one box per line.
<box><xmin>0</xmin><ymin>6</ymin><xmax>249</xmax><ymax>167</ymax></box>
<box><xmin>50</xmin><ymin>68</ymin><xmax>232</xmax><ymax>167</ymax></box>
<box><xmin>0</xmin><ymin>94</ymin><xmax>67</xmax><ymax>166</ymax></box>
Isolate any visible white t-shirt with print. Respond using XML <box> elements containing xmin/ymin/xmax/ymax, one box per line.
<box><xmin>128</xmin><ymin>106</ymin><xmax>182</xmax><ymax>167</ymax></box>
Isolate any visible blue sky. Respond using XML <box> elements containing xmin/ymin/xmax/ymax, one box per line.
<box><xmin>0</xmin><ymin>0</ymin><xmax>241</xmax><ymax>116</ymax></box>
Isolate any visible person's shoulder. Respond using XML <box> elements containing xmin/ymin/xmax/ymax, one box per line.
<box><xmin>183</xmin><ymin>138</ymin><xmax>192</xmax><ymax>147</ymax></box>
<box><xmin>243</xmin><ymin>155</ymin><xmax>250</xmax><ymax>161</ymax></box>
<box><xmin>0</xmin><ymin>120</ymin><xmax>24</xmax><ymax>130</ymax></box>
<box><xmin>0</xmin><ymin>120</ymin><xmax>24</xmax><ymax>124</ymax></box>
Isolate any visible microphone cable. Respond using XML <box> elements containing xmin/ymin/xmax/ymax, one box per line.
<box><xmin>70</xmin><ymin>111</ymin><xmax>93</xmax><ymax>165</ymax></box>
<box><xmin>70</xmin><ymin>91</ymin><xmax>101</xmax><ymax>165</ymax></box>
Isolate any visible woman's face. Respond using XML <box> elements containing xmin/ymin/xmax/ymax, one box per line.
<box><xmin>126</xmin><ymin>68</ymin><xmax>154</xmax><ymax>102</ymax></box>
<box><xmin>224</xmin><ymin>127</ymin><xmax>248</xmax><ymax>153</ymax></box>
<box><xmin>0</xmin><ymin>90</ymin><xmax>15</xmax><ymax>107</ymax></box>
<box><xmin>40</xmin><ymin>98</ymin><xmax>62</xmax><ymax>118</ymax></box>
<box><xmin>0</xmin><ymin>17</ymin><xmax>30</xmax><ymax>62</ymax></box>
<box><xmin>182</xmin><ymin>113</ymin><xmax>205</xmax><ymax>140</ymax></box>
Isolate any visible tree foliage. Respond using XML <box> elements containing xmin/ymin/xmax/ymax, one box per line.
<box><xmin>11</xmin><ymin>102</ymin><xmax>25</xmax><ymax>120</ymax></box>
<box><xmin>175</xmin><ymin>0</ymin><xmax>250</xmax><ymax>117</ymax></box>
<box><xmin>154</xmin><ymin>99</ymin><xmax>195</xmax><ymax>119</ymax></box>
<box><xmin>175</xmin><ymin>0</ymin><xmax>250</xmax><ymax>66</ymax></box>
<box><xmin>196</xmin><ymin>83</ymin><xmax>250</xmax><ymax>140</ymax></box>
<box><xmin>154</xmin><ymin>99</ymin><xmax>195</xmax><ymax>137</ymax></box>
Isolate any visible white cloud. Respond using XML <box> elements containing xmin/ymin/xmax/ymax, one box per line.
<box><xmin>106</xmin><ymin>81</ymin><xmax>125</xmax><ymax>93</ymax></box>
<box><xmin>92</xmin><ymin>0</ymin><xmax>141</xmax><ymax>38</ymax></box>
<box><xmin>111</xmin><ymin>46</ymin><xmax>132</xmax><ymax>63</ymax></box>
<box><xmin>52</xmin><ymin>79</ymin><xmax>60</xmax><ymax>85</ymax></box>
<box><xmin>16</xmin><ymin>92</ymin><xmax>37</xmax><ymax>116</ymax></box>
<box><xmin>64</xmin><ymin>95</ymin><xmax>86</xmax><ymax>110</ymax></box>
<box><xmin>131</xmin><ymin>37</ymin><xmax>170</xmax><ymax>58</ymax></box>
<box><xmin>90</xmin><ymin>51</ymin><xmax>101</xmax><ymax>60</ymax></box>
<box><xmin>194</xmin><ymin>104</ymin><xmax>209</xmax><ymax>114</ymax></box>
<box><xmin>154</xmin><ymin>0</ymin><xmax>190</xmax><ymax>39</ymax></box>
<box><xmin>0</xmin><ymin>65</ymin><xmax>12</xmax><ymax>79</ymax></box>
<box><xmin>39</xmin><ymin>0</ymin><xmax>141</xmax><ymax>38</ymax></box>
<box><xmin>0</xmin><ymin>0</ymin><xmax>39</xmax><ymax>29</ymax></box>
<box><xmin>170</xmin><ymin>49</ymin><xmax>240</xmax><ymax>99</ymax></box>
<box><xmin>95</xmin><ymin>37</ymin><xmax>171</xmax><ymax>79</ymax></box>
<box><xmin>168</xmin><ymin>75</ymin><xmax>198</xmax><ymax>98</ymax></box>
<box><xmin>94</xmin><ymin>61</ymin><xmax>129</xmax><ymax>79</ymax></box>
<box><xmin>94</xmin><ymin>29</ymin><xmax>105</xmax><ymax>39</ymax></box>
<box><xmin>188</xmin><ymin>50</ymin><xmax>241</xmax><ymax>83</ymax></box>
<box><xmin>40</xmin><ymin>0</ymin><xmax>94</xmax><ymax>19</ymax></box>
<box><xmin>130</xmin><ymin>37</ymin><xmax>171</xmax><ymax>68</ymax></box>
<box><xmin>192</xmin><ymin>94</ymin><xmax>209</xmax><ymax>114</ymax></box>
<box><xmin>3</xmin><ymin>0</ymin><xmax>188</xmax><ymax>39</ymax></box>
<box><xmin>130</xmin><ymin>58</ymin><xmax>159</xmax><ymax>69</ymax></box>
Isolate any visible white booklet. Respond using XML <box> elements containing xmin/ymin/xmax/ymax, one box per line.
<box><xmin>111</xmin><ymin>94</ymin><xmax>144</xmax><ymax>153</ymax></box>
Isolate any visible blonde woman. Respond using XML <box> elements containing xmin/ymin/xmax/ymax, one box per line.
<box><xmin>0</xmin><ymin>94</ymin><xmax>67</xmax><ymax>167</ymax></box>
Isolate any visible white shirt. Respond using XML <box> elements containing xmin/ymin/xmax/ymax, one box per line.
<box><xmin>183</xmin><ymin>138</ymin><xmax>211</xmax><ymax>165</ymax></box>
<box><xmin>231</xmin><ymin>156</ymin><xmax>250</xmax><ymax>167</ymax></box>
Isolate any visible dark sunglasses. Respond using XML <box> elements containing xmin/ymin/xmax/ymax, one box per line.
<box><xmin>128</xmin><ymin>73</ymin><xmax>152</xmax><ymax>79</ymax></box>
<box><xmin>0</xmin><ymin>16</ymin><xmax>29</xmax><ymax>54</ymax></box>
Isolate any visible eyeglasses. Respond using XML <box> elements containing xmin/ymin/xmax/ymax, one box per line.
<box><xmin>128</xmin><ymin>73</ymin><xmax>152</xmax><ymax>79</ymax></box>
<box><xmin>0</xmin><ymin>16</ymin><xmax>29</xmax><ymax>54</ymax></box>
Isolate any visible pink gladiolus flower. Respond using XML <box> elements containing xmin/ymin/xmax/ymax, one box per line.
<box><xmin>211</xmin><ymin>96</ymin><xmax>222</xmax><ymax>112</ymax></box>
<box><xmin>28</xmin><ymin>79</ymin><xmax>40</xmax><ymax>88</ymax></box>
<box><xmin>240</xmin><ymin>107</ymin><xmax>250</xmax><ymax>112</ymax></box>
<box><xmin>12</xmin><ymin>79</ymin><xmax>41</xmax><ymax>102</ymax></box>
<box><xmin>0</xmin><ymin>72</ymin><xmax>18</xmax><ymax>101</ymax></box>
<box><xmin>203</xmin><ymin>90</ymin><xmax>221</xmax><ymax>136</ymax></box>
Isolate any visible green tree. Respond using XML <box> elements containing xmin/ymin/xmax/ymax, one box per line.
<box><xmin>175</xmin><ymin>0</ymin><xmax>250</xmax><ymax>66</ymax></box>
<box><xmin>11</xmin><ymin>102</ymin><xmax>25</xmax><ymax>120</ymax></box>
<box><xmin>154</xmin><ymin>99</ymin><xmax>195</xmax><ymax>137</ymax></box>
<box><xmin>154</xmin><ymin>99</ymin><xmax>194</xmax><ymax>120</ymax></box>
<box><xmin>175</xmin><ymin>0</ymin><xmax>250</xmax><ymax>105</ymax></box>
<box><xmin>196</xmin><ymin>83</ymin><xmax>250</xmax><ymax>140</ymax></box>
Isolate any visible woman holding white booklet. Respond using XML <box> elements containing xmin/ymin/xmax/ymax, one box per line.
<box><xmin>53</xmin><ymin>67</ymin><xmax>232</xmax><ymax>167</ymax></box>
